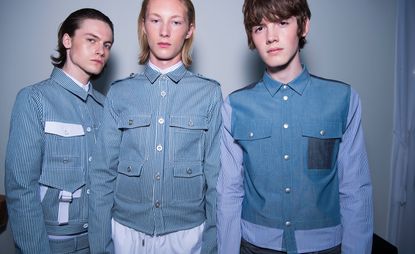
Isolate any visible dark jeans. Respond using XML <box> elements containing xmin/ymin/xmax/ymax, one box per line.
<box><xmin>240</xmin><ymin>238</ymin><xmax>341</xmax><ymax>254</ymax></box>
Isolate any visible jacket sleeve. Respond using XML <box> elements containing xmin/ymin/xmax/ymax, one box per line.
<box><xmin>200</xmin><ymin>85</ymin><xmax>223</xmax><ymax>254</ymax></box>
<box><xmin>5</xmin><ymin>87</ymin><xmax>52</xmax><ymax>254</ymax></box>
<box><xmin>88</xmin><ymin>92</ymin><xmax>121</xmax><ymax>254</ymax></box>
<box><xmin>217</xmin><ymin>96</ymin><xmax>245</xmax><ymax>254</ymax></box>
<box><xmin>338</xmin><ymin>88</ymin><xmax>373</xmax><ymax>253</ymax></box>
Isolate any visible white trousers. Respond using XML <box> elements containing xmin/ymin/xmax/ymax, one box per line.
<box><xmin>112</xmin><ymin>219</ymin><xmax>205</xmax><ymax>254</ymax></box>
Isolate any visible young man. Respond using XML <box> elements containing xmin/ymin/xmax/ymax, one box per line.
<box><xmin>5</xmin><ymin>8</ymin><xmax>113</xmax><ymax>254</ymax></box>
<box><xmin>217</xmin><ymin>0</ymin><xmax>373</xmax><ymax>253</ymax></box>
<box><xmin>88</xmin><ymin>0</ymin><xmax>222</xmax><ymax>253</ymax></box>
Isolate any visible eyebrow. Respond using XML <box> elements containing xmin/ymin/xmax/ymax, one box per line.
<box><xmin>84</xmin><ymin>33</ymin><xmax>113</xmax><ymax>44</ymax></box>
<box><xmin>147</xmin><ymin>13</ymin><xmax>185</xmax><ymax>19</ymax></box>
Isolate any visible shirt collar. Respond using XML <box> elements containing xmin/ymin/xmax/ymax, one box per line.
<box><xmin>62</xmin><ymin>70</ymin><xmax>90</xmax><ymax>92</ymax></box>
<box><xmin>144</xmin><ymin>62</ymin><xmax>187</xmax><ymax>84</ymax></box>
<box><xmin>262</xmin><ymin>65</ymin><xmax>311</xmax><ymax>97</ymax></box>
<box><xmin>50</xmin><ymin>67</ymin><xmax>104</xmax><ymax>105</ymax></box>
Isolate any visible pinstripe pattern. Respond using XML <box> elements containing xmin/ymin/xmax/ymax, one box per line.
<box><xmin>217</xmin><ymin>67</ymin><xmax>373</xmax><ymax>254</ymax></box>
<box><xmin>88</xmin><ymin>64</ymin><xmax>222</xmax><ymax>254</ymax></box>
<box><xmin>5</xmin><ymin>68</ymin><xmax>105</xmax><ymax>253</ymax></box>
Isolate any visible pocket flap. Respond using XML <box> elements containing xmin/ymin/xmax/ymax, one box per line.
<box><xmin>118</xmin><ymin>115</ymin><xmax>151</xmax><ymax>129</ymax></box>
<box><xmin>39</xmin><ymin>168</ymin><xmax>85</xmax><ymax>192</ymax></box>
<box><xmin>173</xmin><ymin>164</ymin><xmax>203</xmax><ymax>178</ymax></box>
<box><xmin>233</xmin><ymin>119</ymin><xmax>272</xmax><ymax>141</ymax></box>
<box><xmin>170</xmin><ymin>116</ymin><xmax>208</xmax><ymax>130</ymax></box>
<box><xmin>44</xmin><ymin>121</ymin><xmax>85</xmax><ymax>137</ymax></box>
<box><xmin>117</xmin><ymin>160</ymin><xmax>144</xmax><ymax>177</ymax></box>
<box><xmin>302</xmin><ymin>121</ymin><xmax>343</xmax><ymax>139</ymax></box>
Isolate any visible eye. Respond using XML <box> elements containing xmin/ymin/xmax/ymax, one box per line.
<box><xmin>253</xmin><ymin>26</ymin><xmax>264</xmax><ymax>33</ymax></box>
<box><xmin>172</xmin><ymin>20</ymin><xmax>182</xmax><ymax>26</ymax></box>
<box><xmin>87</xmin><ymin>38</ymin><xmax>96</xmax><ymax>43</ymax></box>
<box><xmin>150</xmin><ymin>19</ymin><xmax>160</xmax><ymax>24</ymax></box>
<box><xmin>104</xmin><ymin>43</ymin><xmax>112</xmax><ymax>49</ymax></box>
<box><xmin>279</xmin><ymin>20</ymin><xmax>289</xmax><ymax>26</ymax></box>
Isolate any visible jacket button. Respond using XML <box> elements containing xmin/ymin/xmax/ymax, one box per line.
<box><xmin>320</xmin><ymin>130</ymin><xmax>326</xmax><ymax>136</ymax></box>
<box><xmin>128</xmin><ymin>120</ymin><xmax>133</xmax><ymax>125</ymax></box>
<box><xmin>285</xmin><ymin>221</ymin><xmax>291</xmax><ymax>227</ymax></box>
<box><xmin>155</xmin><ymin>201</ymin><xmax>160</xmax><ymax>208</ymax></box>
<box><xmin>127</xmin><ymin>166</ymin><xmax>132</xmax><ymax>172</ymax></box>
<box><xmin>186</xmin><ymin>168</ymin><xmax>192</xmax><ymax>174</ymax></box>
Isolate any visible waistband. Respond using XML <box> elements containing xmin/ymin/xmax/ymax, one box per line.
<box><xmin>49</xmin><ymin>233</ymin><xmax>89</xmax><ymax>253</ymax></box>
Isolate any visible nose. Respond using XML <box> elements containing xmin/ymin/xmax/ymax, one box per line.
<box><xmin>96</xmin><ymin>43</ymin><xmax>105</xmax><ymax>56</ymax></box>
<box><xmin>160</xmin><ymin>22</ymin><xmax>170</xmax><ymax>38</ymax></box>
<box><xmin>266</xmin><ymin>24</ymin><xmax>279</xmax><ymax>44</ymax></box>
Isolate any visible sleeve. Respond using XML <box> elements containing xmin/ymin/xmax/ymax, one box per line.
<box><xmin>338</xmin><ymin>88</ymin><xmax>373</xmax><ymax>253</ymax></box>
<box><xmin>201</xmin><ymin>85</ymin><xmax>223</xmax><ymax>254</ymax></box>
<box><xmin>217</xmin><ymin>96</ymin><xmax>245</xmax><ymax>254</ymax></box>
<box><xmin>88</xmin><ymin>92</ymin><xmax>121</xmax><ymax>254</ymax></box>
<box><xmin>5</xmin><ymin>87</ymin><xmax>52</xmax><ymax>254</ymax></box>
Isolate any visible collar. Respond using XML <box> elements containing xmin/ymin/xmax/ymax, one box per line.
<box><xmin>62</xmin><ymin>70</ymin><xmax>90</xmax><ymax>92</ymax></box>
<box><xmin>144</xmin><ymin>63</ymin><xmax>187</xmax><ymax>84</ymax></box>
<box><xmin>50</xmin><ymin>67</ymin><xmax>104</xmax><ymax>105</ymax></box>
<box><xmin>262</xmin><ymin>65</ymin><xmax>311</xmax><ymax>97</ymax></box>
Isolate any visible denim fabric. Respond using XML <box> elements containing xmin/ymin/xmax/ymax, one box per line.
<box><xmin>217</xmin><ymin>66</ymin><xmax>373</xmax><ymax>254</ymax></box>
<box><xmin>5</xmin><ymin>68</ymin><xmax>105</xmax><ymax>254</ymax></box>
<box><xmin>89</xmin><ymin>64</ymin><xmax>222</xmax><ymax>254</ymax></box>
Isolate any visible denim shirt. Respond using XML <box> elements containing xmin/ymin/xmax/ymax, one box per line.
<box><xmin>89</xmin><ymin>64</ymin><xmax>222</xmax><ymax>254</ymax></box>
<box><xmin>217</xmin><ymin>67</ymin><xmax>373</xmax><ymax>254</ymax></box>
<box><xmin>5</xmin><ymin>68</ymin><xmax>105</xmax><ymax>253</ymax></box>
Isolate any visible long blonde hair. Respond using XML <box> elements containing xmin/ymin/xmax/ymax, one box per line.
<box><xmin>137</xmin><ymin>0</ymin><xmax>195</xmax><ymax>68</ymax></box>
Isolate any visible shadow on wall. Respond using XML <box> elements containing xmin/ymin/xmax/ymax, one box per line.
<box><xmin>92</xmin><ymin>56</ymin><xmax>118</xmax><ymax>95</ymax></box>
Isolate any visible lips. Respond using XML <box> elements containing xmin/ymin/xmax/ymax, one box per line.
<box><xmin>158</xmin><ymin>42</ymin><xmax>171</xmax><ymax>48</ymax></box>
<box><xmin>91</xmin><ymin>59</ymin><xmax>104</xmax><ymax>65</ymax></box>
<box><xmin>267</xmin><ymin>47</ymin><xmax>283</xmax><ymax>54</ymax></box>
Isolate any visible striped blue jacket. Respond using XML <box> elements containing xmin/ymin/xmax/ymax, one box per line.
<box><xmin>5</xmin><ymin>68</ymin><xmax>105</xmax><ymax>253</ymax></box>
<box><xmin>88</xmin><ymin>64</ymin><xmax>222</xmax><ymax>254</ymax></box>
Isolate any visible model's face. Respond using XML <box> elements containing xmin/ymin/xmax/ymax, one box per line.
<box><xmin>251</xmin><ymin>17</ymin><xmax>308</xmax><ymax>71</ymax></box>
<box><xmin>143</xmin><ymin>0</ymin><xmax>193</xmax><ymax>68</ymax></box>
<box><xmin>63</xmin><ymin>19</ymin><xmax>113</xmax><ymax>84</ymax></box>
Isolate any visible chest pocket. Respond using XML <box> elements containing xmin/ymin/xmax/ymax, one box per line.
<box><xmin>118</xmin><ymin>115</ymin><xmax>151</xmax><ymax>160</ymax></box>
<box><xmin>233</xmin><ymin>120</ymin><xmax>272</xmax><ymax>141</ymax></box>
<box><xmin>302</xmin><ymin>121</ymin><xmax>343</xmax><ymax>170</ymax></box>
<box><xmin>169</xmin><ymin>115</ymin><xmax>208</xmax><ymax>162</ymax></box>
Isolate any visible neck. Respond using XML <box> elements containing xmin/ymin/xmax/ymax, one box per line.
<box><xmin>267</xmin><ymin>51</ymin><xmax>303</xmax><ymax>84</ymax></box>
<box><xmin>149</xmin><ymin>55</ymin><xmax>182</xmax><ymax>70</ymax></box>
<box><xmin>62</xmin><ymin>64</ymin><xmax>90</xmax><ymax>86</ymax></box>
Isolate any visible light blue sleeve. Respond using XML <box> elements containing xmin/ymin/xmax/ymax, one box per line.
<box><xmin>217</xmin><ymin>96</ymin><xmax>245</xmax><ymax>254</ymax></box>
<box><xmin>338</xmin><ymin>88</ymin><xmax>373</xmax><ymax>253</ymax></box>
<box><xmin>5</xmin><ymin>87</ymin><xmax>52</xmax><ymax>254</ymax></box>
<box><xmin>88</xmin><ymin>92</ymin><xmax>121</xmax><ymax>254</ymax></box>
<box><xmin>201</xmin><ymin>85</ymin><xmax>222</xmax><ymax>254</ymax></box>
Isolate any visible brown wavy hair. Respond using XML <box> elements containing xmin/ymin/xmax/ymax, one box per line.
<box><xmin>243</xmin><ymin>0</ymin><xmax>311</xmax><ymax>49</ymax></box>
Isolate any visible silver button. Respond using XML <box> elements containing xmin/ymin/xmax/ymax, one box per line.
<box><xmin>285</xmin><ymin>187</ymin><xmax>291</xmax><ymax>193</ymax></box>
<box><xmin>320</xmin><ymin>130</ymin><xmax>326</xmax><ymax>136</ymax></box>
<box><xmin>155</xmin><ymin>201</ymin><xmax>161</xmax><ymax>208</ymax></box>
<box><xmin>155</xmin><ymin>173</ymin><xmax>161</xmax><ymax>180</ymax></box>
<box><xmin>285</xmin><ymin>221</ymin><xmax>291</xmax><ymax>227</ymax></box>
<box><xmin>83</xmin><ymin>223</ymin><xmax>89</xmax><ymax>229</ymax></box>
<box><xmin>188</xmin><ymin>120</ymin><xmax>194</xmax><ymax>127</ymax></box>
<box><xmin>283</xmin><ymin>123</ymin><xmax>289</xmax><ymax>129</ymax></box>
<box><xmin>249</xmin><ymin>132</ymin><xmax>254</xmax><ymax>138</ymax></box>
<box><xmin>283</xmin><ymin>85</ymin><xmax>288</xmax><ymax>89</ymax></box>
<box><xmin>88</xmin><ymin>156</ymin><xmax>93</xmax><ymax>162</ymax></box>
<box><xmin>86</xmin><ymin>127</ymin><xmax>92</xmax><ymax>132</ymax></box>
<box><xmin>127</xmin><ymin>166</ymin><xmax>132</xmax><ymax>172</ymax></box>
<box><xmin>156</xmin><ymin>145</ymin><xmax>163</xmax><ymax>151</ymax></box>
<box><xmin>86</xmin><ymin>189</ymin><xmax>90</xmax><ymax>195</ymax></box>
<box><xmin>158</xmin><ymin>117</ymin><xmax>165</xmax><ymax>124</ymax></box>
<box><xmin>128</xmin><ymin>119</ymin><xmax>133</xmax><ymax>125</ymax></box>
<box><xmin>186</xmin><ymin>168</ymin><xmax>192</xmax><ymax>174</ymax></box>
<box><xmin>284</xmin><ymin>155</ymin><xmax>289</xmax><ymax>160</ymax></box>
<box><xmin>161</xmin><ymin>91</ymin><xmax>167</xmax><ymax>97</ymax></box>
<box><xmin>63</xmin><ymin>159</ymin><xmax>69</xmax><ymax>164</ymax></box>
<box><xmin>283</xmin><ymin>95</ymin><xmax>288</xmax><ymax>101</ymax></box>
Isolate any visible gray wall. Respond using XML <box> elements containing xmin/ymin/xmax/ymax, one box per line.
<box><xmin>0</xmin><ymin>0</ymin><xmax>395</xmax><ymax>252</ymax></box>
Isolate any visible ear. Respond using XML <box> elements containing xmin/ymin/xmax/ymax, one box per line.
<box><xmin>62</xmin><ymin>33</ymin><xmax>72</xmax><ymax>49</ymax></box>
<box><xmin>185</xmin><ymin>23</ymin><xmax>195</xmax><ymax>39</ymax></box>
<box><xmin>302</xmin><ymin>18</ymin><xmax>310</xmax><ymax>37</ymax></box>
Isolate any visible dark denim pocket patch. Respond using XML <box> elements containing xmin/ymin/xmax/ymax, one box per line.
<box><xmin>307</xmin><ymin>137</ymin><xmax>336</xmax><ymax>169</ymax></box>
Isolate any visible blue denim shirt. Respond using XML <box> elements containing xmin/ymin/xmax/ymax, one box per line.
<box><xmin>88</xmin><ymin>64</ymin><xmax>222</xmax><ymax>254</ymax></box>
<box><xmin>5</xmin><ymin>68</ymin><xmax>105</xmax><ymax>253</ymax></box>
<box><xmin>217</xmin><ymin>67</ymin><xmax>373</xmax><ymax>254</ymax></box>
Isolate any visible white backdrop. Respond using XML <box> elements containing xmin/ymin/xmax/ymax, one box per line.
<box><xmin>0</xmin><ymin>1</ymin><xmax>396</xmax><ymax>253</ymax></box>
